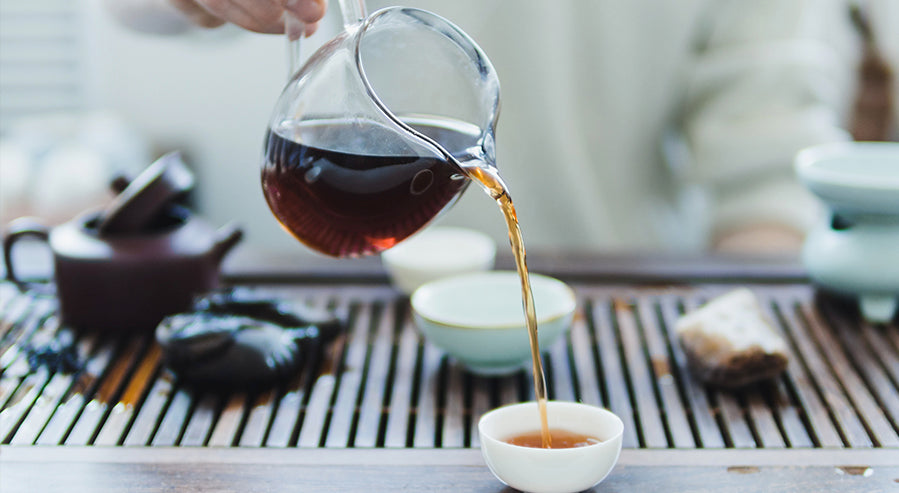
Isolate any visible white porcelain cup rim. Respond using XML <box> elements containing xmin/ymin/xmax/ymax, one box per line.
<box><xmin>478</xmin><ymin>400</ymin><xmax>624</xmax><ymax>448</ymax></box>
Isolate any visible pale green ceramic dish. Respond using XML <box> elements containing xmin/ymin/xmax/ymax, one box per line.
<box><xmin>411</xmin><ymin>271</ymin><xmax>575</xmax><ymax>375</ymax></box>
<box><xmin>796</xmin><ymin>141</ymin><xmax>899</xmax><ymax>323</ymax></box>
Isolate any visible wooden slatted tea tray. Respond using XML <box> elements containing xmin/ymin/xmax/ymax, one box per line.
<box><xmin>1</xmin><ymin>254</ymin><xmax>898</xmax><ymax>492</ymax></box>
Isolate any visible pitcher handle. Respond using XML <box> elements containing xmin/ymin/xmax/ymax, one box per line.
<box><xmin>338</xmin><ymin>0</ymin><xmax>367</xmax><ymax>28</ymax></box>
<box><xmin>284</xmin><ymin>1</ymin><xmax>306</xmax><ymax>79</ymax></box>
<box><xmin>285</xmin><ymin>0</ymin><xmax>368</xmax><ymax>79</ymax></box>
<box><xmin>3</xmin><ymin>217</ymin><xmax>51</xmax><ymax>293</ymax></box>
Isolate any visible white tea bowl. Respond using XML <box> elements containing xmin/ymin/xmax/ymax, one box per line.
<box><xmin>410</xmin><ymin>271</ymin><xmax>576</xmax><ymax>375</ymax></box>
<box><xmin>381</xmin><ymin>226</ymin><xmax>496</xmax><ymax>295</ymax></box>
<box><xmin>478</xmin><ymin>401</ymin><xmax>624</xmax><ymax>493</ymax></box>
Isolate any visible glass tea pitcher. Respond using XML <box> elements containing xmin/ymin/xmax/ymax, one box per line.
<box><xmin>261</xmin><ymin>0</ymin><xmax>500</xmax><ymax>257</ymax></box>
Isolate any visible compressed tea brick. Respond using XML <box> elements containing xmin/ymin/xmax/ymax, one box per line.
<box><xmin>676</xmin><ymin>288</ymin><xmax>789</xmax><ymax>388</ymax></box>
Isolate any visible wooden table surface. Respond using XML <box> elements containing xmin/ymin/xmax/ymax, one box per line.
<box><xmin>1</xmin><ymin>248</ymin><xmax>898</xmax><ymax>492</ymax></box>
<box><xmin>2</xmin><ymin>446</ymin><xmax>897</xmax><ymax>492</ymax></box>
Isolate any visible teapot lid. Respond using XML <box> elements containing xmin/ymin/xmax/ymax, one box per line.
<box><xmin>98</xmin><ymin>151</ymin><xmax>195</xmax><ymax>235</ymax></box>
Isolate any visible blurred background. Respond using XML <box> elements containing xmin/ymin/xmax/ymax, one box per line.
<box><xmin>1</xmin><ymin>0</ymin><xmax>896</xmax><ymax>258</ymax></box>
<box><xmin>1</xmin><ymin>0</ymin><xmax>317</xmax><ymax>253</ymax></box>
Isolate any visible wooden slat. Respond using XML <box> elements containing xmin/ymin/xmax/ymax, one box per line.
<box><xmin>0</xmin><ymin>284</ymin><xmax>21</xmax><ymax>329</ymax></box>
<box><xmin>1</xmin><ymin>369</ymin><xmax>50</xmax><ymax>443</ymax></box>
<box><xmin>207</xmin><ymin>393</ymin><xmax>248</xmax><ymax>447</ymax></box>
<box><xmin>715</xmin><ymin>390</ymin><xmax>756</xmax><ymax>448</ymax></box>
<box><xmin>0</xmin><ymin>298</ymin><xmax>49</xmax><ymax>378</ymax></box>
<box><xmin>679</xmin><ymin>296</ymin><xmax>755</xmax><ymax>449</ymax></box>
<box><xmin>746</xmin><ymin>290</ymin><xmax>814</xmax><ymax>448</ymax></box>
<box><xmin>881</xmin><ymin>321</ymin><xmax>899</xmax><ymax>353</ymax></box>
<box><xmin>180</xmin><ymin>393</ymin><xmax>218</xmax><ymax>446</ymax></box>
<box><xmin>10</xmin><ymin>371</ymin><xmax>72</xmax><ymax>445</ymax></box>
<box><xmin>612</xmin><ymin>297</ymin><xmax>668</xmax><ymax>447</ymax></box>
<box><xmin>568</xmin><ymin>304</ymin><xmax>605</xmax><ymax>406</ymax></box>
<box><xmin>441</xmin><ymin>361</ymin><xmax>466</xmax><ymax>448</ymax></box>
<box><xmin>498</xmin><ymin>371</ymin><xmax>522</xmax><ymax>406</ymax></box>
<box><xmin>353</xmin><ymin>300</ymin><xmax>396</xmax><ymax>447</ymax></box>
<box><xmin>324</xmin><ymin>301</ymin><xmax>374</xmax><ymax>448</ymax></box>
<box><xmin>35</xmin><ymin>339</ymin><xmax>117</xmax><ymax>445</ymax></box>
<box><xmin>859</xmin><ymin>323</ymin><xmax>899</xmax><ymax>397</ymax></box>
<box><xmin>759</xmin><ymin>298</ymin><xmax>843</xmax><ymax>448</ymax></box>
<box><xmin>412</xmin><ymin>343</ymin><xmax>441</xmax><ymax>448</ymax></box>
<box><xmin>123</xmin><ymin>373</ymin><xmax>176</xmax><ymax>446</ymax></box>
<box><xmin>265</xmin><ymin>295</ymin><xmax>332</xmax><ymax>447</ymax></box>
<box><xmin>590</xmin><ymin>296</ymin><xmax>639</xmax><ymax>448</ymax></box>
<box><xmin>264</xmin><ymin>381</ymin><xmax>304</xmax><ymax>448</ymax></box>
<box><xmin>0</xmin><ymin>293</ymin><xmax>39</xmax><ymax>358</ymax></box>
<box><xmin>649</xmin><ymin>296</ymin><xmax>726</xmax><ymax>448</ymax></box>
<box><xmin>803</xmin><ymin>302</ymin><xmax>899</xmax><ymax>447</ymax></box>
<box><xmin>769</xmin><ymin>378</ymin><xmax>814</xmax><ymax>448</ymax></box>
<box><xmin>567</xmin><ymin>304</ymin><xmax>603</xmax><ymax>407</ymax></box>
<box><xmin>238</xmin><ymin>389</ymin><xmax>278</xmax><ymax>447</ymax></box>
<box><xmin>818</xmin><ymin>300</ymin><xmax>899</xmax><ymax>439</ymax></box>
<box><xmin>1</xmin><ymin>309</ymin><xmax>58</xmax><ymax>442</ymax></box>
<box><xmin>383</xmin><ymin>309</ymin><xmax>418</xmax><ymax>448</ymax></box>
<box><xmin>296</xmin><ymin>374</ymin><xmax>334</xmax><ymax>447</ymax></box>
<box><xmin>774</xmin><ymin>298</ymin><xmax>868</xmax><ymax>446</ymax></box>
<box><xmin>636</xmin><ymin>297</ymin><xmax>695</xmax><ymax>448</ymax></box>
<box><xmin>151</xmin><ymin>388</ymin><xmax>193</xmax><ymax>446</ymax></box>
<box><xmin>547</xmin><ymin>337</ymin><xmax>576</xmax><ymax>403</ymax></box>
<box><xmin>0</xmin><ymin>368</ymin><xmax>24</xmax><ymax>415</ymax></box>
<box><xmin>295</xmin><ymin>295</ymin><xmax>351</xmax><ymax>448</ymax></box>
<box><xmin>745</xmin><ymin>389</ymin><xmax>786</xmax><ymax>449</ymax></box>
<box><xmin>468</xmin><ymin>375</ymin><xmax>492</xmax><ymax>448</ymax></box>
<box><xmin>151</xmin><ymin>388</ymin><xmax>192</xmax><ymax>446</ymax></box>
<box><xmin>94</xmin><ymin>343</ymin><xmax>162</xmax><ymax>446</ymax></box>
<box><xmin>65</xmin><ymin>337</ymin><xmax>146</xmax><ymax>445</ymax></box>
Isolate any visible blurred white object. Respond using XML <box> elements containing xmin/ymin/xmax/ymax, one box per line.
<box><xmin>478</xmin><ymin>401</ymin><xmax>623</xmax><ymax>493</ymax></box>
<box><xmin>796</xmin><ymin>141</ymin><xmax>899</xmax><ymax>323</ymax></box>
<box><xmin>0</xmin><ymin>111</ymin><xmax>150</xmax><ymax>225</ymax></box>
<box><xmin>381</xmin><ymin>226</ymin><xmax>496</xmax><ymax>295</ymax></box>
<box><xmin>410</xmin><ymin>271</ymin><xmax>574</xmax><ymax>375</ymax></box>
<box><xmin>0</xmin><ymin>142</ymin><xmax>32</xmax><ymax>217</ymax></box>
<box><xmin>30</xmin><ymin>144</ymin><xmax>111</xmax><ymax>219</ymax></box>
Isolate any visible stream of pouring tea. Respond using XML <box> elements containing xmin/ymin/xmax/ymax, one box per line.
<box><xmin>464</xmin><ymin>164</ymin><xmax>551</xmax><ymax>449</ymax></box>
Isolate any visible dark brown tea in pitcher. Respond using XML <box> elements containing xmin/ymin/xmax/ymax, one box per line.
<box><xmin>261</xmin><ymin>117</ymin><xmax>475</xmax><ymax>257</ymax></box>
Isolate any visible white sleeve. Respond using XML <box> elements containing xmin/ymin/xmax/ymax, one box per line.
<box><xmin>682</xmin><ymin>0</ymin><xmax>858</xmax><ymax>236</ymax></box>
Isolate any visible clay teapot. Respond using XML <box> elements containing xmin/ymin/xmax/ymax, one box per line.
<box><xmin>2</xmin><ymin>152</ymin><xmax>243</xmax><ymax>332</ymax></box>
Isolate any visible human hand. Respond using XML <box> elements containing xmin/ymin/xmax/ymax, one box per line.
<box><xmin>168</xmin><ymin>0</ymin><xmax>327</xmax><ymax>35</ymax></box>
